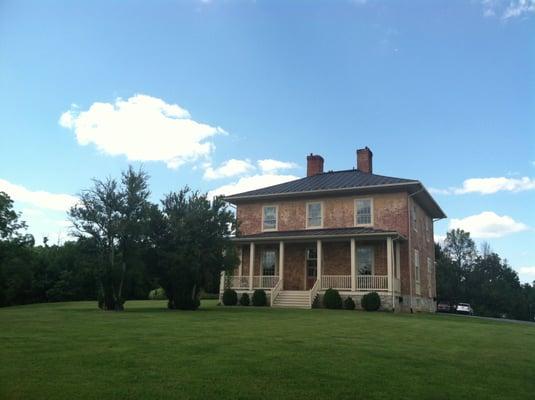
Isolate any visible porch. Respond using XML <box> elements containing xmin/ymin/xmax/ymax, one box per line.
<box><xmin>220</xmin><ymin>227</ymin><xmax>404</xmax><ymax>308</ymax></box>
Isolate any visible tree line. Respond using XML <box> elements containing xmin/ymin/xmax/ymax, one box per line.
<box><xmin>1</xmin><ymin>170</ymin><xmax>534</xmax><ymax>320</ymax></box>
<box><xmin>0</xmin><ymin>167</ymin><xmax>238</xmax><ymax>310</ymax></box>
<box><xmin>436</xmin><ymin>229</ymin><xmax>535</xmax><ymax>321</ymax></box>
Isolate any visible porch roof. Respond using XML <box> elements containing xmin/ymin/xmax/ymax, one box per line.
<box><xmin>231</xmin><ymin>227</ymin><xmax>405</xmax><ymax>242</ymax></box>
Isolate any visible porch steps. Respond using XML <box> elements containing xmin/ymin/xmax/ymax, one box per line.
<box><xmin>272</xmin><ymin>290</ymin><xmax>311</xmax><ymax>309</ymax></box>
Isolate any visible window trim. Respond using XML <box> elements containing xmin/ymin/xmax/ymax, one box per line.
<box><xmin>427</xmin><ymin>257</ymin><xmax>433</xmax><ymax>273</ymax></box>
<box><xmin>355</xmin><ymin>197</ymin><xmax>374</xmax><ymax>227</ymax></box>
<box><xmin>357</xmin><ymin>245</ymin><xmax>375</xmax><ymax>275</ymax></box>
<box><xmin>306</xmin><ymin>201</ymin><xmax>324</xmax><ymax>229</ymax></box>
<box><xmin>262</xmin><ymin>205</ymin><xmax>278</xmax><ymax>232</ymax></box>
<box><xmin>412</xmin><ymin>203</ymin><xmax>418</xmax><ymax>232</ymax></box>
<box><xmin>414</xmin><ymin>249</ymin><xmax>420</xmax><ymax>283</ymax></box>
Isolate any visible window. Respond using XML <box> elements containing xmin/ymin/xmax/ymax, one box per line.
<box><xmin>306</xmin><ymin>202</ymin><xmax>322</xmax><ymax>228</ymax></box>
<box><xmin>425</xmin><ymin>217</ymin><xmax>431</xmax><ymax>242</ymax></box>
<box><xmin>262</xmin><ymin>205</ymin><xmax>277</xmax><ymax>231</ymax></box>
<box><xmin>306</xmin><ymin>248</ymin><xmax>317</xmax><ymax>278</ymax></box>
<box><xmin>414</xmin><ymin>249</ymin><xmax>420</xmax><ymax>283</ymax></box>
<box><xmin>261</xmin><ymin>249</ymin><xmax>277</xmax><ymax>276</ymax></box>
<box><xmin>411</xmin><ymin>204</ymin><xmax>417</xmax><ymax>231</ymax></box>
<box><xmin>355</xmin><ymin>198</ymin><xmax>373</xmax><ymax>226</ymax></box>
<box><xmin>357</xmin><ymin>246</ymin><xmax>374</xmax><ymax>275</ymax></box>
<box><xmin>427</xmin><ymin>257</ymin><xmax>433</xmax><ymax>273</ymax></box>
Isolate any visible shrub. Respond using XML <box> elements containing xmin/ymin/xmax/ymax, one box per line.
<box><xmin>344</xmin><ymin>296</ymin><xmax>356</xmax><ymax>310</ymax></box>
<box><xmin>239</xmin><ymin>293</ymin><xmax>250</xmax><ymax>306</ymax></box>
<box><xmin>222</xmin><ymin>289</ymin><xmax>238</xmax><ymax>306</ymax></box>
<box><xmin>323</xmin><ymin>288</ymin><xmax>342</xmax><ymax>309</ymax></box>
<box><xmin>361</xmin><ymin>292</ymin><xmax>381</xmax><ymax>311</ymax></box>
<box><xmin>148</xmin><ymin>288</ymin><xmax>166</xmax><ymax>300</ymax></box>
<box><xmin>252</xmin><ymin>289</ymin><xmax>267</xmax><ymax>306</ymax></box>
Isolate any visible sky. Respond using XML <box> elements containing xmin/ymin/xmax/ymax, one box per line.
<box><xmin>0</xmin><ymin>0</ymin><xmax>534</xmax><ymax>281</ymax></box>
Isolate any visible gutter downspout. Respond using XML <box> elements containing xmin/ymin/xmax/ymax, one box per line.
<box><xmin>407</xmin><ymin>188</ymin><xmax>424</xmax><ymax>314</ymax></box>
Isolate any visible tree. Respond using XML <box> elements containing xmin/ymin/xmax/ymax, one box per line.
<box><xmin>146</xmin><ymin>188</ymin><xmax>238</xmax><ymax>310</ymax></box>
<box><xmin>443</xmin><ymin>229</ymin><xmax>476</xmax><ymax>271</ymax></box>
<box><xmin>69</xmin><ymin>167</ymin><xmax>151</xmax><ymax>311</ymax></box>
<box><xmin>0</xmin><ymin>192</ymin><xmax>27</xmax><ymax>239</ymax></box>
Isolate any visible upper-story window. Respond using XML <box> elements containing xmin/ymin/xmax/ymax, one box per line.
<box><xmin>306</xmin><ymin>202</ymin><xmax>323</xmax><ymax>228</ymax></box>
<box><xmin>425</xmin><ymin>217</ymin><xmax>430</xmax><ymax>241</ymax></box>
<box><xmin>411</xmin><ymin>203</ymin><xmax>417</xmax><ymax>231</ymax></box>
<box><xmin>414</xmin><ymin>249</ymin><xmax>420</xmax><ymax>283</ymax></box>
<box><xmin>262</xmin><ymin>205</ymin><xmax>278</xmax><ymax>231</ymax></box>
<box><xmin>355</xmin><ymin>198</ymin><xmax>373</xmax><ymax>226</ymax></box>
<box><xmin>427</xmin><ymin>257</ymin><xmax>433</xmax><ymax>273</ymax></box>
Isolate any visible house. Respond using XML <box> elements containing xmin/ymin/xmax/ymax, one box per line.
<box><xmin>220</xmin><ymin>147</ymin><xmax>446</xmax><ymax>311</ymax></box>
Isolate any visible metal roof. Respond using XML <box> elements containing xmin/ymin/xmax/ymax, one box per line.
<box><xmin>231</xmin><ymin>226</ymin><xmax>404</xmax><ymax>242</ymax></box>
<box><xmin>225</xmin><ymin>169</ymin><xmax>417</xmax><ymax>199</ymax></box>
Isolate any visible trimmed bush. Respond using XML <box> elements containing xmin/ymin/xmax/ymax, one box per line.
<box><xmin>148</xmin><ymin>288</ymin><xmax>166</xmax><ymax>300</ymax></box>
<box><xmin>344</xmin><ymin>296</ymin><xmax>356</xmax><ymax>310</ymax></box>
<box><xmin>252</xmin><ymin>289</ymin><xmax>267</xmax><ymax>306</ymax></box>
<box><xmin>323</xmin><ymin>288</ymin><xmax>342</xmax><ymax>309</ymax></box>
<box><xmin>222</xmin><ymin>289</ymin><xmax>238</xmax><ymax>306</ymax></box>
<box><xmin>239</xmin><ymin>293</ymin><xmax>250</xmax><ymax>306</ymax></box>
<box><xmin>361</xmin><ymin>292</ymin><xmax>381</xmax><ymax>311</ymax></box>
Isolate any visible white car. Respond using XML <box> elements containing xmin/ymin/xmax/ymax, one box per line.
<box><xmin>456</xmin><ymin>303</ymin><xmax>474</xmax><ymax>315</ymax></box>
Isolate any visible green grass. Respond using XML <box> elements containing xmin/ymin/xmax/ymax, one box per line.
<box><xmin>1</xmin><ymin>301</ymin><xmax>534</xmax><ymax>400</ymax></box>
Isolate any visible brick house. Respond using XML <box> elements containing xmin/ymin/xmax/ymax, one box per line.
<box><xmin>220</xmin><ymin>147</ymin><xmax>446</xmax><ymax>311</ymax></box>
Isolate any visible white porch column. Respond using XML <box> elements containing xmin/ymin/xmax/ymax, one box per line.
<box><xmin>387</xmin><ymin>237</ymin><xmax>393</xmax><ymax>292</ymax></box>
<box><xmin>249</xmin><ymin>242</ymin><xmax>255</xmax><ymax>291</ymax></box>
<box><xmin>279</xmin><ymin>241</ymin><xmax>284</xmax><ymax>284</ymax></box>
<box><xmin>238</xmin><ymin>246</ymin><xmax>243</xmax><ymax>277</ymax></box>
<box><xmin>395</xmin><ymin>242</ymin><xmax>401</xmax><ymax>279</ymax></box>
<box><xmin>317</xmin><ymin>240</ymin><xmax>322</xmax><ymax>289</ymax></box>
<box><xmin>350</xmin><ymin>238</ymin><xmax>356</xmax><ymax>291</ymax></box>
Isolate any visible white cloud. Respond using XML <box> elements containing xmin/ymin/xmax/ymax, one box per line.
<box><xmin>208</xmin><ymin>173</ymin><xmax>299</xmax><ymax>198</ymax></box>
<box><xmin>257</xmin><ymin>159</ymin><xmax>298</xmax><ymax>174</ymax></box>
<box><xmin>503</xmin><ymin>0</ymin><xmax>535</xmax><ymax>18</ymax></box>
<box><xmin>203</xmin><ymin>159</ymin><xmax>255</xmax><ymax>180</ymax></box>
<box><xmin>434</xmin><ymin>234</ymin><xmax>446</xmax><ymax>243</ymax></box>
<box><xmin>59</xmin><ymin>94</ymin><xmax>226</xmax><ymax>169</ymax></box>
<box><xmin>430</xmin><ymin>176</ymin><xmax>535</xmax><ymax>195</ymax></box>
<box><xmin>480</xmin><ymin>0</ymin><xmax>535</xmax><ymax>18</ymax></box>
<box><xmin>449</xmin><ymin>211</ymin><xmax>529</xmax><ymax>239</ymax></box>
<box><xmin>0</xmin><ymin>178</ymin><xmax>78</xmax><ymax>212</ymax></box>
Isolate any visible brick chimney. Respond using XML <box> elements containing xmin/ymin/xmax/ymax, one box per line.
<box><xmin>357</xmin><ymin>147</ymin><xmax>373</xmax><ymax>173</ymax></box>
<box><xmin>307</xmin><ymin>153</ymin><xmax>324</xmax><ymax>177</ymax></box>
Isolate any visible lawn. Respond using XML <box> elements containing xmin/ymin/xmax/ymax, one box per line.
<box><xmin>1</xmin><ymin>301</ymin><xmax>534</xmax><ymax>400</ymax></box>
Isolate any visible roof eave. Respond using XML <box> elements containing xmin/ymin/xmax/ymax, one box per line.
<box><xmin>231</xmin><ymin>231</ymin><xmax>407</xmax><ymax>242</ymax></box>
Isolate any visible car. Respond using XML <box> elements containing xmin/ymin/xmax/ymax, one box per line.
<box><xmin>455</xmin><ymin>303</ymin><xmax>474</xmax><ymax>315</ymax></box>
<box><xmin>437</xmin><ymin>301</ymin><xmax>451</xmax><ymax>313</ymax></box>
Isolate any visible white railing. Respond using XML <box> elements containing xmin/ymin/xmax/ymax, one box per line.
<box><xmin>227</xmin><ymin>275</ymin><xmax>250</xmax><ymax>289</ymax></box>
<box><xmin>321</xmin><ymin>275</ymin><xmax>351</xmax><ymax>290</ymax></box>
<box><xmin>253</xmin><ymin>275</ymin><xmax>279</xmax><ymax>289</ymax></box>
<box><xmin>356</xmin><ymin>275</ymin><xmax>388</xmax><ymax>291</ymax></box>
<box><xmin>270</xmin><ymin>278</ymin><xmax>283</xmax><ymax>307</ymax></box>
<box><xmin>309</xmin><ymin>279</ymin><xmax>320</xmax><ymax>308</ymax></box>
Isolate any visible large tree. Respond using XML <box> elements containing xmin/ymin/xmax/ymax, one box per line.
<box><xmin>147</xmin><ymin>188</ymin><xmax>237</xmax><ymax>310</ymax></box>
<box><xmin>69</xmin><ymin>167</ymin><xmax>151</xmax><ymax>311</ymax></box>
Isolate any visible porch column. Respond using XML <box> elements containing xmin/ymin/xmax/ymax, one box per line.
<box><xmin>317</xmin><ymin>240</ymin><xmax>322</xmax><ymax>289</ymax></box>
<box><xmin>238</xmin><ymin>246</ymin><xmax>243</xmax><ymax>277</ymax></box>
<box><xmin>395</xmin><ymin>241</ymin><xmax>401</xmax><ymax>279</ymax></box>
<box><xmin>350</xmin><ymin>238</ymin><xmax>356</xmax><ymax>291</ymax></box>
<box><xmin>279</xmin><ymin>241</ymin><xmax>284</xmax><ymax>284</ymax></box>
<box><xmin>249</xmin><ymin>242</ymin><xmax>255</xmax><ymax>291</ymax></box>
<box><xmin>387</xmin><ymin>237</ymin><xmax>393</xmax><ymax>292</ymax></box>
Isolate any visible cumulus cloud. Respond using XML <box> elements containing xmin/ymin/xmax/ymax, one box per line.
<box><xmin>257</xmin><ymin>159</ymin><xmax>298</xmax><ymax>174</ymax></box>
<box><xmin>59</xmin><ymin>94</ymin><xmax>226</xmax><ymax>169</ymax></box>
<box><xmin>449</xmin><ymin>211</ymin><xmax>529</xmax><ymax>239</ymax></box>
<box><xmin>430</xmin><ymin>176</ymin><xmax>535</xmax><ymax>195</ymax></box>
<box><xmin>0</xmin><ymin>178</ymin><xmax>77</xmax><ymax>212</ymax></box>
<box><xmin>208</xmin><ymin>173</ymin><xmax>299</xmax><ymax>198</ymax></box>
<box><xmin>203</xmin><ymin>159</ymin><xmax>255</xmax><ymax>180</ymax></box>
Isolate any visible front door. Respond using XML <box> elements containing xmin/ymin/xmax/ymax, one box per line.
<box><xmin>305</xmin><ymin>248</ymin><xmax>317</xmax><ymax>290</ymax></box>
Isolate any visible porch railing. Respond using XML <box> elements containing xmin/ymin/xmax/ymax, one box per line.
<box><xmin>320</xmin><ymin>275</ymin><xmax>389</xmax><ymax>291</ymax></box>
<box><xmin>253</xmin><ymin>275</ymin><xmax>280</xmax><ymax>289</ymax></box>
<box><xmin>321</xmin><ymin>275</ymin><xmax>351</xmax><ymax>290</ymax></box>
<box><xmin>227</xmin><ymin>275</ymin><xmax>249</xmax><ymax>289</ymax></box>
<box><xmin>309</xmin><ymin>279</ymin><xmax>320</xmax><ymax>308</ymax></box>
<box><xmin>270</xmin><ymin>278</ymin><xmax>283</xmax><ymax>306</ymax></box>
<box><xmin>356</xmin><ymin>275</ymin><xmax>388</xmax><ymax>291</ymax></box>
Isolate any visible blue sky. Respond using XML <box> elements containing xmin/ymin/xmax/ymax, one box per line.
<box><xmin>0</xmin><ymin>0</ymin><xmax>534</xmax><ymax>281</ymax></box>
